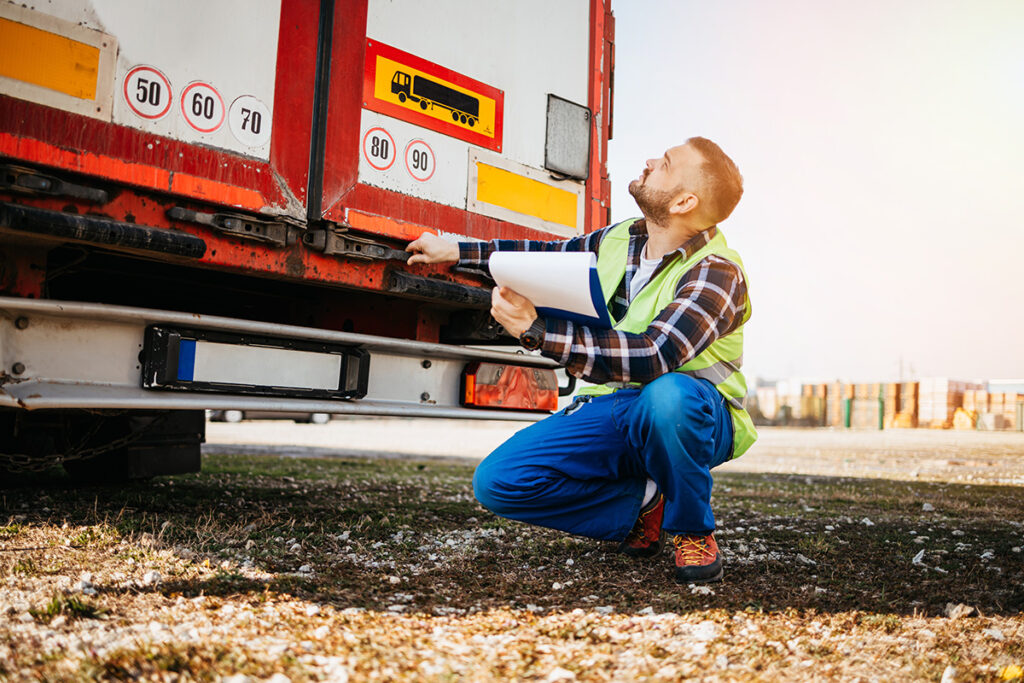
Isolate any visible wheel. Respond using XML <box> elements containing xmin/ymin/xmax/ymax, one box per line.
<box><xmin>452</xmin><ymin>111</ymin><xmax>460</xmax><ymax>122</ymax></box>
<box><xmin>398</xmin><ymin>92</ymin><xmax>407</xmax><ymax>103</ymax></box>
<box><xmin>419</xmin><ymin>100</ymin><xmax>428</xmax><ymax>110</ymax></box>
<box><xmin>222</xmin><ymin>410</ymin><xmax>243</xmax><ymax>423</ymax></box>
<box><xmin>309</xmin><ymin>413</ymin><xmax>330</xmax><ymax>425</ymax></box>
<box><xmin>460</xmin><ymin>114</ymin><xmax>467</xmax><ymax>124</ymax></box>
<box><xmin>468</xmin><ymin>118</ymin><xmax>476</xmax><ymax>128</ymax></box>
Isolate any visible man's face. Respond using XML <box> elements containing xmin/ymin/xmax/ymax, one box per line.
<box><xmin>628</xmin><ymin>144</ymin><xmax>701</xmax><ymax>223</ymax></box>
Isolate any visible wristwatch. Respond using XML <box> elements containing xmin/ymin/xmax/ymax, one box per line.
<box><xmin>518</xmin><ymin>317</ymin><xmax>546</xmax><ymax>351</ymax></box>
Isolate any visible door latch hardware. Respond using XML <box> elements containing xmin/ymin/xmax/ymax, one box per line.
<box><xmin>302</xmin><ymin>229</ymin><xmax>411</xmax><ymax>261</ymax></box>
<box><xmin>0</xmin><ymin>164</ymin><xmax>109</xmax><ymax>204</ymax></box>
<box><xmin>167</xmin><ymin>207</ymin><xmax>295</xmax><ymax>247</ymax></box>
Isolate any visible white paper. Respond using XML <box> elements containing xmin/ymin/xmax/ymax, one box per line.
<box><xmin>488</xmin><ymin>251</ymin><xmax>606</xmax><ymax>323</ymax></box>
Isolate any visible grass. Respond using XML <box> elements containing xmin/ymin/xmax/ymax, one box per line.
<box><xmin>0</xmin><ymin>450</ymin><xmax>1022</xmax><ymax>680</ymax></box>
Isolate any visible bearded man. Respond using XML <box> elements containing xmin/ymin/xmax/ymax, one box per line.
<box><xmin>407</xmin><ymin>137</ymin><xmax>755</xmax><ymax>584</ymax></box>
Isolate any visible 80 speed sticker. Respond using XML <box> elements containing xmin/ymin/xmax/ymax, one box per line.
<box><xmin>181</xmin><ymin>81</ymin><xmax>225</xmax><ymax>133</ymax></box>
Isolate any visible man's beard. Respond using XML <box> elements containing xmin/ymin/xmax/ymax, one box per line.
<box><xmin>628</xmin><ymin>179</ymin><xmax>674</xmax><ymax>225</ymax></box>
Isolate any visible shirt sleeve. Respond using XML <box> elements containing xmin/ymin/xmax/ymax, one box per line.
<box><xmin>456</xmin><ymin>224</ymin><xmax>614</xmax><ymax>277</ymax></box>
<box><xmin>539</xmin><ymin>255</ymin><xmax>748</xmax><ymax>385</ymax></box>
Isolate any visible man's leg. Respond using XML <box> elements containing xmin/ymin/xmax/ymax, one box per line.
<box><xmin>622</xmin><ymin>373</ymin><xmax>733</xmax><ymax>536</ymax></box>
<box><xmin>473</xmin><ymin>393</ymin><xmax>648</xmax><ymax>541</ymax></box>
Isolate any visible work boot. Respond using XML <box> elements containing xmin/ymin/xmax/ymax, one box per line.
<box><xmin>672</xmin><ymin>533</ymin><xmax>724</xmax><ymax>584</ymax></box>
<box><xmin>616</xmin><ymin>493</ymin><xmax>665</xmax><ymax>558</ymax></box>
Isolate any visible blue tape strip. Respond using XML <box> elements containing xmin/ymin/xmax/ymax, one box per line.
<box><xmin>176</xmin><ymin>339</ymin><xmax>196</xmax><ymax>381</ymax></box>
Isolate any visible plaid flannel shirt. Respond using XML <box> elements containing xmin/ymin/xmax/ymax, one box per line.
<box><xmin>457</xmin><ymin>219</ymin><xmax>749</xmax><ymax>385</ymax></box>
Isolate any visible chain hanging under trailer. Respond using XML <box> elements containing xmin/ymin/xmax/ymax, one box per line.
<box><xmin>0</xmin><ymin>413</ymin><xmax>170</xmax><ymax>473</ymax></box>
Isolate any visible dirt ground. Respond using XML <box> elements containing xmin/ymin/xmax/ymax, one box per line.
<box><xmin>2</xmin><ymin>424</ymin><xmax>1023</xmax><ymax>681</ymax></box>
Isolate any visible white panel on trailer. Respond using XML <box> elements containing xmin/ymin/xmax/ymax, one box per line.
<box><xmin>362</xmin><ymin>0</ymin><xmax>591</xmax><ymax>228</ymax></box>
<box><xmin>24</xmin><ymin>0</ymin><xmax>281</xmax><ymax>161</ymax></box>
<box><xmin>356</xmin><ymin>110</ymin><xmax>470</xmax><ymax>210</ymax></box>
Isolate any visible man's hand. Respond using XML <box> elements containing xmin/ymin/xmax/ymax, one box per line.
<box><xmin>406</xmin><ymin>232</ymin><xmax>459</xmax><ymax>266</ymax></box>
<box><xmin>491</xmin><ymin>286</ymin><xmax>538</xmax><ymax>339</ymax></box>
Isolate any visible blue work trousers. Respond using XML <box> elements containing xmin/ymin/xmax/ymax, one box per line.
<box><xmin>473</xmin><ymin>373</ymin><xmax>734</xmax><ymax>540</ymax></box>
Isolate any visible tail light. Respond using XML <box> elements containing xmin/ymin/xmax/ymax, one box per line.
<box><xmin>461</xmin><ymin>362</ymin><xmax>558</xmax><ymax>412</ymax></box>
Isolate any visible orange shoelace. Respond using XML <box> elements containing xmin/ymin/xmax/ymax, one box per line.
<box><xmin>625</xmin><ymin>499</ymin><xmax>660</xmax><ymax>544</ymax></box>
<box><xmin>672</xmin><ymin>535</ymin><xmax>715</xmax><ymax>565</ymax></box>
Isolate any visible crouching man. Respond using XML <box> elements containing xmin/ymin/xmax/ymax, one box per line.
<box><xmin>407</xmin><ymin>137</ymin><xmax>756</xmax><ymax>584</ymax></box>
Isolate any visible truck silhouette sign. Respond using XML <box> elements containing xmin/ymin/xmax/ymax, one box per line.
<box><xmin>391</xmin><ymin>71</ymin><xmax>479</xmax><ymax>127</ymax></box>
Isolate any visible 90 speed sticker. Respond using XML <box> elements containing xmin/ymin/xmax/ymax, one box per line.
<box><xmin>181</xmin><ymin>81</ymin><xmax>226</xmax><ymax>133</ymax></box>
<box><xmin>228</xmin><ymin>95</ymin><xmax>272</xmax><ymax>148</ymax></box>
<box><xmin>404</xmin><ymin>140</ymin><xmax>435</xmax><ymax>181</ymax></box>
<box><xmin>123</xmin><ymin>65</ymin><xmax>172</xmax><ymax>120</ymax></box>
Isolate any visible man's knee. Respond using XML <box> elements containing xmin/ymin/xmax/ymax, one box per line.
<box><xmin>473</xmin><ymin>455</ymin><xmax>517</xmax><ymax>515</ymax></box>
<box><xmin>635</xmin><ymin>373</ymin><xmax>710</xmax><ymax>426</ymax></box>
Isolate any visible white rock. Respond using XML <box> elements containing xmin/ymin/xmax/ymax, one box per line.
<box><xmin>290</xmin><ymin>543</ymin><xmax>302</xmax><ymax>553</ymax></box>
<box><xmin>17</xmin><ymin>613</ymin><xmax>33</xmax><ymax>623</ymax></box>
<box><xmin>980</xmin><ymin>550</ymin><xmax>995</xmax><ymax>560</ymax></box>
<box><xmin>566</xmin><ymin>558</ymin><xmax>574</xmax><ymax>566</ymax></box>
<box><xmin>595</xmin><ymin>605</ymin><xmax>614</xmax><ymax>615</ymax></box>
<box><xmin>266</xmin><ymin>674</ymin><xmax>292</xmax><ymax>683</ymax></box>
<box><xmin>951</xmin><ymin>529</ymin><xmax>965</xmax><ymax>537</ymax></box>
<box><xmin>245</xmin><ymin>540</ymin><xmax>256</xmax><ymax>550</ymax></box>
<box><xmin>141</xmin><ymin>570</ymin><xmax>161</xmax><ymax>586</ymax></box>
<box><xmin>690</xmin><ymin>585</ymin><xmax>715</xmax><ymax>595</ymax></box>
<box><xmin>336</xmin><ymin>531</ymin><xmax>350</xmax><ymax>541</ymax></box>
<box><xmin>639</xmin><ymin>606</ymin><xmax>655</xmax><ymax>615</ymax></box>
<box><xmin>715</xmin><ymin>654</ymin><xmax>729</xmax><ymax>668</ymax></box>
<box><xmin>796</xmin><ymin>554</ymin><xmax>816</xmax><ymax>565</ymax></box>
<box><xmin>222</xmin><ymin>675</ymin><xmax>254</xmax><ymax>683</ymax></box>
<box><xmin>388</xmin><ymin>576</ymin><xmax>401</xmax><ymax>585</ymax></box>
<box><xmin>305</xmin><ymin>604</ymin><xmax>321</xmax><ymax>617</ymax></box>
<box><xmin>314</xmin><ymin>625</ymin><xmax>330</xmax><ymax>639</ymax></box>
<box><xmin>982</xmin><ymin>627</ymin><xmax>1005</xmax><ymax>641</ymax></box>
<box><xmin>298</xmin><ymin>565</ymin><xmax>313</xmax><ymax>573</ymax></box>
<box><xmin>50</xmin><ymin>615</ymin><xmax>67</xmax><ymax>628</ymax></box>
<box><xmin>922</xmin><ymin>503</ymin><xmax>935</xmax><ymax>512</ymax></box>
<box><xmin>861</xmin><ymin>518</ymin><xmax>875</xmax><ymax>526</ymax></box>
<box><xmin>544</xmin><ymin>666</ymin><xmax>576</xmax><ymax>682</ymax></box>
<box><xmin>940</xmin><ymin>664</ymin><xmax>957</xmax><ymax>683</ymax></box>
<box><xmin>551</xmin><ymin>582</ymin><xmax>564</xmax><ymax>590</ymax></box>
<box><xmin>692</xmin><ymin>620</ymin><xmax>718</xmax><ymax>641</ymax></box>
<box><xmin>912</xmin><ymin>550</ymin><xmax>926</xmax><ymax>566</ymax></box>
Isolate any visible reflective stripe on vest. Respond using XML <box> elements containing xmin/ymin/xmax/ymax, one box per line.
<box><xmin>575</xmin><ymin>218</ymin><xmax>758</xmax><ymax>458</ymax></box>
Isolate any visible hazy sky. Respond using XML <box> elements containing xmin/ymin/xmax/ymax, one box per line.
<box><xmin>607</xmin><ymin>0</ymin><xmax>1024</xmax><ymax>383</ymax></box>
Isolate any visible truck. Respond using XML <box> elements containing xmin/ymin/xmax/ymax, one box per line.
<box><xmin>391</xmin><ymin>72</ymin><xmax>481</xmax><ymax>126</ymax></box>
<box><xmin>0</xmin><ymin>0</ymin><xmax>615</xmax><ymax>480</ymax></box>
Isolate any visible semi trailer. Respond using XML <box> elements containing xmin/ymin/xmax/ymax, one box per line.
<box><xmin>0</xmin><ymin>0</ymin><xmax>615</xmax><ymax>479</ymax></box>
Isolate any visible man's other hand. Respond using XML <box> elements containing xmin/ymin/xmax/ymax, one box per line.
<box><xmin>407</xmin><ymin>232</ymin><xmax>459</xmax><ymax>265</ymax></box>
<box><xmin>491</xmin><ymin>286</ymin><xmax>538</xmax><ymax>339</ymax></box>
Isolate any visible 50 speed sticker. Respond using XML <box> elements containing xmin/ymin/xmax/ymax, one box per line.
<box><xmin>228</xmin><ymin>95</ymin><xmax>272</xmax><ymax>148</ymax></box>
<box><xmin>181</xmin><ymin>81</ymin><xmax>225</xmax><ymax>133</ymax></box>
<box><xmin>123</xmin><ymin>65</ymin><xmax>172</xmax><ymax>120</ymax></box>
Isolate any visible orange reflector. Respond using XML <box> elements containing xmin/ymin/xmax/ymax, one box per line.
<box><xmin>461</xmin><ymin>362</ymin><xmax>558</xmax><ymax>412</ymax></box>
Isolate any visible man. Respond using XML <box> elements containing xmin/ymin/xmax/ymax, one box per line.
<box><xmin>406</xmin><ymin>137</ymin><xmax>755</xmax><ymax>584</ymax></box>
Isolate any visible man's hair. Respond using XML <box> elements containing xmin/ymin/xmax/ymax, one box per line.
<box><xmin>686</xmin><ymin>137</ymin><xmax>744</xmax><ymax>224</ymax></box>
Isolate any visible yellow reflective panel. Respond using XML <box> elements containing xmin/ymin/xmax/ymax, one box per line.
<box><xmin>0</xmin><ymin>17</ymin><xmax>100</xmax><ymax>99</ymax></box>
<box><xmin>475</xmin><ymin>162</ymin><xmax>577</xmax><ymax>229</ymax></box>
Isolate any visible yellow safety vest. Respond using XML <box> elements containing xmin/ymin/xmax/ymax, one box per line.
<box><xmin>576</xmin><ymin>218</ymin><xmax>757</xmax><ymax>458</ymax></box>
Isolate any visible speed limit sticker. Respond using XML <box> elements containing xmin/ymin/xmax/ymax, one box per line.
<box><xmin>404</xmin><ymin>140</ymin><xmax>436</xmax><ymax>181</ymax></box>
<box><xmin>181</xmin><ymin>81</ymin><xmax>226</xmax><ymax>133</ymax></box>
<box><xmin>362</xmin><ymin>127</ymin><xmax>396</xmax><ymax>170</ymax></box>
<box><xmin>228</xmin><ymin>95</ymin><xmax>272</xmax><ymax>148</ymax></box>
<box><xmin>123</xmin><ymin>65</ymin><xmax>172</xmax><ymax>120</ymax></box>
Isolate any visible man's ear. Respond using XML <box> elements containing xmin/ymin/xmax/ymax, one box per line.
<box><xmin>669</xmin><ymin>192</ymin><xmax>700</xmax><ymax>218</ymax></box>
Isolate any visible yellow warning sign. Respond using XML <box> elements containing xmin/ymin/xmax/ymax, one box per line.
<box><xmin>363</xmin><ymin>40</ymin><xmax>504</xmax><ymax>152</ymax></box>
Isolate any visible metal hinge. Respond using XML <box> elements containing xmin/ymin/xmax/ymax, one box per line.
<box><xmin>302</xmin><ymin>228</ymin><xmax>411</xmax><ymax>261</ymax></box>
<box><xmin>167</xmin><ymin>206</ymin><xmax>298</xmax><ymax>247</ymax></box>
<box><xmin>0</xmin><ymin>164</ymin><xmax>109</xmax><ymax>203</ymax></box>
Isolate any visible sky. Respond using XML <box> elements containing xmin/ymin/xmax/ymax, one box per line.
<box><xmin>607</xmin><ymin>0</ymin><xmax>1024</xmax><ymax>384</ymax></box>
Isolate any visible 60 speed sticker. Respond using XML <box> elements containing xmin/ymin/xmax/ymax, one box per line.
<box><xmin>181</xmin><ymin>81</ymin><xmax>225</xmax><ymax>133</ymax></box>
<box><xmin>123</xmin><ymin>65</ymin><xmax>172</xmax><ymax>120</ymax></box>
